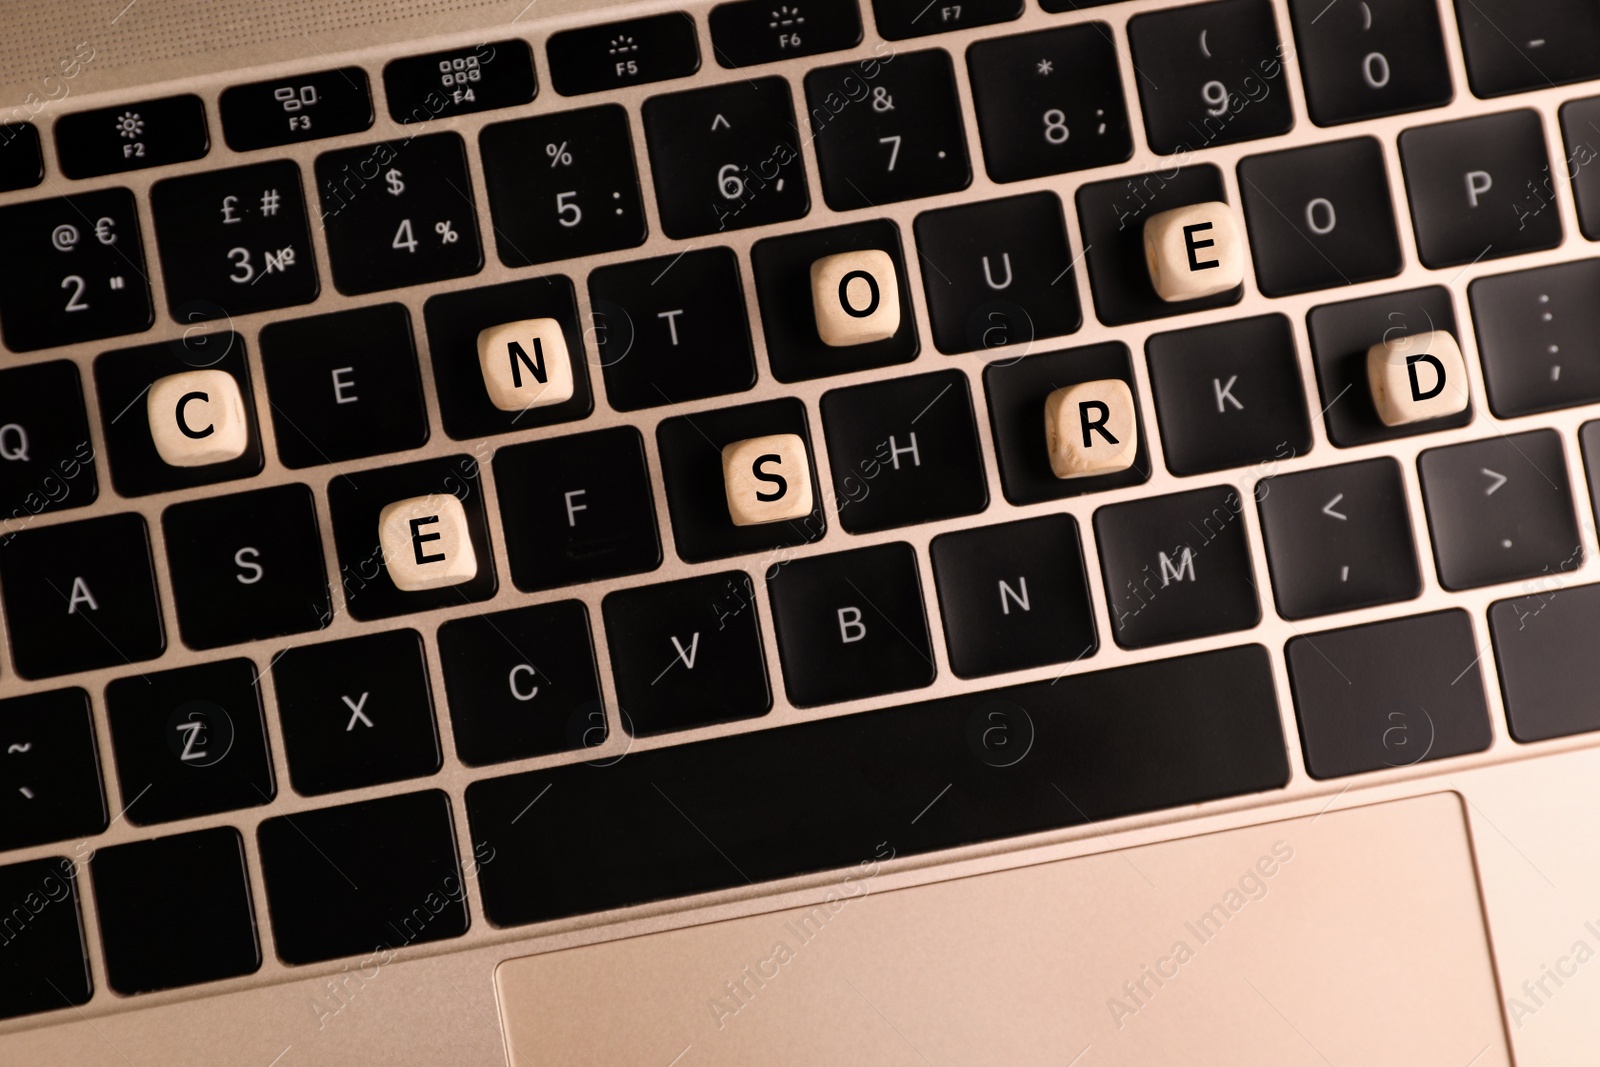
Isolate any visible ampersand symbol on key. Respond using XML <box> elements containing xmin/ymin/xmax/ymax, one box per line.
<box><xmin>871</xmin><ymin>87</ymin><xmax>894</xmax><ymax>112</ymax></box>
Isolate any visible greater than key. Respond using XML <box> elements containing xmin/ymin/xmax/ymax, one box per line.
<box><xmin>1366</xmin><ymin>329</ymin><xmax>1469</xmax><ymax>426</ymax></box>
<box><xmin>1045</xmin><ymin>379</ymin><xmax>1138</xmax><ymax>479</ymax></box>
<box><xmin>477</xmin><ymin>318</ymin><xmax>574</xmax><ymax>412</ymax></box>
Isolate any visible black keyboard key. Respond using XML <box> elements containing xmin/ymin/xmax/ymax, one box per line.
<box><xmin>548</xmin><ymin>13</ymin><xmax>700</xmax><ymax>96</ymax></box>
<box><xmin>0</xmin><ymin>857</ymin><xmax>92</xmax><ymax>1019</ymax></box>
<box><xmin>106</xmin><ymin>658</ymin><xmax>275</xmax><ymax>825</ymax></box>
<box><xmin>983</xmin><ymin>341</ymin><xmax>1150</xmax><ymax>505</ymax></box>
<box><xmin>1287</xmin><ymin>0</ymin><xmax>1452</xmax><ymax>125</ymax></box>
<box><xmin>0</xmin><ymin>689</ymin><xmax>106</xmax><ymax>851</ymax></box>
<box><xmin>1095</xmin><ymin>485</ymin><xmax>1260</xmax><ymax>648</ymax></box>
<box><xmin>1127</xmin><ymin>0</ymin><xmax>1295</xmax><ymax>155</ymax></box>
<box><xmin>423</xmin><ymin>277</ymin><xmax>593</xmax><ymax>440</ymax></box>
<box><xmin>0</xmin><ymin>361</ymin><xmax>98</xmax><ymax>523</ymax></box>
<box><xmin>162</xmin><ymin>484</ymin><xmax>330</xmax><ymax>649</ymax></box>
<box><xmin>1469</xmin><ymin>259</ymin><xmax>1600</xmax><ymax>417</ymax></box>
<box><xmin>150</xmin><ymin>160</ymin><xmax>319</xmax><ymax>319</ymax></box>
<box><xmin>0</xmin><ymin>513</ymin><xmax>164</xmax><ymax>680</ymax></box>
<box><xmin>94</xmin><ymin>332</ymin><xmax>264</xmax><ymax>497</ymax></box>
<box><xmin>480</xmin><ymin>104</ymin><xmax>648</xmax><ymax>268</ymax></box>
<box><xmin>752</xmin><ymin>219</ymin><xmax>917</xmax><ymax>382</ymax></box>
<box><xmin>1454</xmin><ymin>0</ymin><xmax>1600</xmax><ymax>98</ymax></box>
<box><xmin>54</xmin><ymin>94</ymin><xmax>208</xmax><ymax>179</ymax></box>
<box><xmin>602</xmin><ymin>572</ymin><xmax>771</xmax><ymax>734</ymax></box>
<box><xmin>219</xmin><ymin>68</ymin><xmax>373</xmax><ymax>151</ymax></box>
<box><xmin>930</xmin><ymin>514</ymin><xmax>1097</xmax><ymax>678</ymax></box>
<box><xmin>327</xmin><ymin>455</ymin><xmax>498</xmax><ymax>620</ymax></box>
<box><xmin>767</xmin><ymin>541</ymin><xmax>934</xmax><ymax>706</ymax></box>
<box><xmin>1256</xmin><ymin>458</ymin><xmax>1421</xmax><ymax>619</ymax></box>
<box><xmin>710</xmin><ymin>0</ymin><xmax>863</xmax><ymax>66</ymax></box>
<box><xmin>1398</xmin><ymin>110</ymin><xmax>1561</xmax><ymax>269</ymax></box>
<box><xmin>314</xmin><ymin>132</ymin><xmax>483</xmax><ymax>295</ymax></box>
<box><xmin>0</xmin><ymin>188</ymin><xmax>154</xmax><ymax>352</ymax></box>
<box><xmin>271</xmin><ymin>629</ymin><xmax>441</xmax><ymax>796</ymax></box>
<box><xmin>257</xmin><ymin>790</ymin><xmax>468</xmax><ymax>965</ymax></box>
<box><xmin>1237</xmin><ymin>137</ymin><xmax>1402</xmax><ymax>295</ymax></box>
<box><xmin>656</xmin><ymin>397</ymin><xmax>825</xmax><ymax>563</ymax></box>
<box><xmin>386</xmin><ymin>40</ymin><xmax>536</xmax><ymax>122</ymax></box>
<box><xmin>966</xmin><ymin>24</ymin><xmax>1133</xmax><ymax>183</ymax></box>
<box><xmin>642</xmin><ymin>77</ymin><xmax>809</xmax><ymax>238</ymax></box>
<box><xmin>1075</xmin><ymin>165</ymin><xmax>1240</xmax><ymax>326</ymax></box>
<box><xmin>90</xmin><ymin>827</ymin><xmax>259</xmax><ymax>993</ymax></box>
<box><xmin>438</xmin><ymin>601</ymin><xmax>606</xmax><ymax>765</ymax></box>
<box><xmin>1491</xmin><ymin>581</ymin><xmax>1600</xmax><ymax>742</ymax></box>
<box><xmin>872</xmin><ymin>0</ymin><xmax>1022</xmax><ymax>38</ymax></box>
<box><xmin>494</xmin><ymin>426</ymin><xmax>661</xmax><ymax>591</ymax></box>
<box><xmin>1146</xmin><ymin>314</ymin><xmax>1311</xmax><ymax>476</ymax></box>
<box><xmin>259</xmin><ymin>303</ymin><xmax>430</xmax><ymax>468</ymax></box>
<box><xmin>588</xmin><ymin>247</ymin><xmax>756</xmax><ymax>409</ymax></box>
<box><xmin>1306</xmin><ymin>285</ymin><xmax>1469</xmax><ymax>447</ymax></box>
<box><xmin>467</xmin><ymin>644</ymin><xmax>1287</xmax><ymax>925</ymax></box>
<box><xmin>1288</xmin><ymin>610</ymin><xmax>1491</xmax><ymax>778</ymax></box>
<box><xmin>804</xmin><ymin>50</ymin><xmax>970</xmax><ymax>210</ymax></box>
<box><xmin>0</xmin><ymin>122</ymin><xmax>43</xmax><ymax>191</ymax></box>
<box><xmin>1418</xmin><ymin>429</ymin><xmax>1581</xmax><ymax>590</ymax></box>
<box><xmin>820</xmin><ymin>370</ymin><xmax>988</xmax><ymax>534</ymax></box>
<box><xmin>913</xmin><ymin>191</ymin><xmax>1082</xmax><ymax>355</ymax></box>
<box><xmin>1561</xmin><ymin>98</ymin><xmax>1600</xmax><ymax>239</ymax></box>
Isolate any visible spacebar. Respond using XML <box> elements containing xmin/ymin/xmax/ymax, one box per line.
<box><xmin>466</xmin><ymin>645</ymin><xmax>1289</xmax><ymax>927</ymax></box>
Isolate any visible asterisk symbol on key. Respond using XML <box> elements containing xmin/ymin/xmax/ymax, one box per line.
<box><xmin>1037</xmin><ymin>59</ymin><xmax>1054</xmax><ymax>75</ymax></box>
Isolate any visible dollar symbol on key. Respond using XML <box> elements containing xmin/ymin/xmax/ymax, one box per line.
<box><xmin>384</xmin><ymin>168</ymin><xmax>405</xmax><ymax>197</ymax></box>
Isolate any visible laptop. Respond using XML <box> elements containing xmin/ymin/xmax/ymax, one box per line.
<box><xmin>1</xmin><ymin>0</ymin><xmax>1596</xmax><ymax>1061</ymax></box>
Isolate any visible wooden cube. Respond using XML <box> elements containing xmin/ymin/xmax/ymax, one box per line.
<box><xmin>378</xmin><ymin>493</ymin><xmax>478</xmax><ymax>591</ymax></box>
<box><xmin>1143</xmin><ymin>201</ymin><xmax>1244</xmax><ymax>303</ymax></box>
<box><xmin>810</xmin><ymin>249</ymin><xmax>900</xmax><ymax>347</ymax></box>
<box><xmin>722</xmin><ymin>434</ymin><xmax>813</xmax><ymax>526</ymax></box>
<box><xmin>1366</xmin><ymin>329</ymin><xmax>1469</xmax><ymax>426</ymax></box>
<box><xmin>147</xmin><ymin>369</ymin><xmax>249</xmax><ymax>467</ymax></box>
<box><xmin>1044</xmin><ymin>379</ymin><xmax>1138</xmax><ymax>479</ymax></box>
<box><xmin>477</xmin><ymin>318</ymin><xmax>574</xmax><ymax>412</ymax></box>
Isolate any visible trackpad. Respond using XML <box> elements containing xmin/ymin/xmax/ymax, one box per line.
<box><xmin>496</xmin><ymin>793</ymin><xmax>1508</xmax><ymax>1065</ymax></box>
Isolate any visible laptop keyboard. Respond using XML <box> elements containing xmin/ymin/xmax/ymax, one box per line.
<box><xmin>2</xmin><ymin>0</ymin><xmax>1600</xmax><ymax>1024</ymax></box>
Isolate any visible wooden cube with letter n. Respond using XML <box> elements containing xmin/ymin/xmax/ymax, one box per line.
<box><xmin>477</xmin><ymin>317</ymin><xmax>574</xmax><ymax>412</ymax></box>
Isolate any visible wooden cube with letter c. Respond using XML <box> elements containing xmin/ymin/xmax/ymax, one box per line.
<box><xmin>722</xmin><ymin>434</ymin><xmax>813</xmax><ymax>526</ymax></box>
<box><xmin>148</xmin><ymin>369</ymin><xmax>249</xmax><ymax>467</ymax></box>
